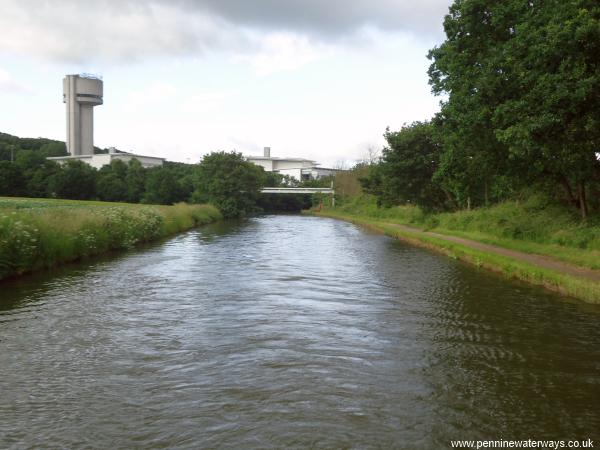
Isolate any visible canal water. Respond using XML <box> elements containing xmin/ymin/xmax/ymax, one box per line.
<box><xmin>1</xmin><ymin>216</ymin><xmax>599</xmax><ymax>449</ymax></box>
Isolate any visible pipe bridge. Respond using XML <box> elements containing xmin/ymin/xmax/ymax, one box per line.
<box><xmin>260</xmin><ymin>187</ymin><xmax>334</xmax><ymax>194</ymax></box>
<box><xmin>260</xmin><ymin>187</ymin><xmax>335</xmax><ymax>206</ymax></box>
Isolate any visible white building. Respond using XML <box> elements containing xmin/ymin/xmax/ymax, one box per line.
<box><xmin>247</xmin><ymin>147</ymin><xmax>339</xmax><ymax>181</ymax></box>
<box><xmin>50</xmin><ymin>74</ymin><xmax>164</xmax><ymax>169</ymax></box>
<box><xmin>48</xmin><ymin>148</ymin><xmax>164</xmax><ymax>169</ymax></box>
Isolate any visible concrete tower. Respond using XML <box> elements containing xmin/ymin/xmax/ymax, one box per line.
<box><xmin>63</xmin><ymin>74</ymin><xmax>103</xmax><ymax>156</ymax></box>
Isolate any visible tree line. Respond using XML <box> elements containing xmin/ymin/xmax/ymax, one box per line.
<box><xmin>362</xmin><ymin>0</ymin><xmax>599</xmax><ymax>218</ymax></box>
<box><xmin>0</xmin><ymin>133</ymin><xmax>311</xmax><ymax>218</ymax></box>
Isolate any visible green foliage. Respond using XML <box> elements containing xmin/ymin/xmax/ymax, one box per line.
<box><xmin>0</xmin><ymin>161</ymin><xmax>26</xmax><ymax>196</ymax></box>
<box><xmin>328</xmin><ymin>194</ymin><xmax>600</xmax><ymax>269</ymax></box>
<box><xmin>301</xmin><ymin>175</ymin><xmax>333</xmax><ymax>188</ymax></box>
<box><xmin>125</xmin><ymin>159</ymin><xmax>147</xmax><ymax>203</ymax></box>
<box><xmin>97</xmin><ymin>160</ymin><xmax>128</xmax><ymax>202</ymax></box>
<box><xmin>362</xmin><ymin>122</ymin><xmax>449</xmax><ymax>211</ymax></box>
<box><xmin>361</xmin><ymin>0</ymin><xmax>600</xmax><ymax>218</ymax></box>
<box><xmin>38</xmin><ymin>142</ymin><xmax>68</xmax><ymax>157</ymax></box>
<box><xmin>0</xmin><ymin>132</ymin><xmax>67</xmax><ymax>161</ymax></box>
<box><xmin>0</xmin><ymin>197</ymin><xmax>221</xmax><ymax>280</ymax></box>
<box><xmin>333</xmin><ymin>163</ymin><xmax>369</xmax><ymax>199</ymax></box>
<box><xmin>427</xmin><ymin>0</ymin><xmax>600</xmax><ymax>217</ymax></box>
<box><xmin>47</xmin><ymin>160</ymin><xmax>97</xmax><ymax>200</ymax></box>
<box><xmin>263</xmin><ymin>171</ymin><xmax>289</xmax><ymax>187</ymax></box>
<box><xmin>0</xmin><ymin>132</ymin><xmax>280</xmax><ymax>215</ymax></box>
<box><xmin>257</xmin><ymin>194</ymin><xmax>312</xmax><ymax>212</ymax></box>
<box><xmin>142</xmin><ymin>166</ymin><xmax>187</xmax><ymax>205</ymax></box>
<box><xmin>192</xmin><ymin>151</ymin><xmax>266</xmax><ymax>218</ymax></box>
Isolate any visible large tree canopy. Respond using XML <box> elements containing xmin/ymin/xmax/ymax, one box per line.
<box><xmin>427</xmin><ymin>0</ymin><xmax>600</xmax><ymax>217</ymax></box>
<box><xmin>192</xmin><ymin>151</ymin><xmax>267</xmax><ymax>218</ymax></box>
<box><xmin>362</xmin><ymin>122</ymin><xmax>449</xmax><ymax>211</ymax></box>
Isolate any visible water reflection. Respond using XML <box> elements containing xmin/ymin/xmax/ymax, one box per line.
<box><xmin>1</xmin><ymin>215</ymin><xmax>599</xmax><ymax>449</ymax></box>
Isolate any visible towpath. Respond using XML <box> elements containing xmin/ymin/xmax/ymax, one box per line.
<box><xmin>383</xmin><ymin>222</ymin><xmax>600</xmax><ymax>283</ymax></box>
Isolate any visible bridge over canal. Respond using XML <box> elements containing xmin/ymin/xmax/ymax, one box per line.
<box><xmin>260</xmin><ymin>187</ymin><xmax>335</xmax><ymax>206</ymax></box>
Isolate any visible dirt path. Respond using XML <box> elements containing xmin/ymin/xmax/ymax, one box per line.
<box><xmin>382</xmin><ymin>222</ymin><xmax>600</xmax><ymax>283</ymax></box>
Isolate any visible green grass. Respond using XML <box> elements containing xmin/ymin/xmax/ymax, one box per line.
<box><xmin>0</xmin><ymin>197</ymin><xmax>222</xmax><ymax>280</ymax></box>
<box><xmin>310</xmin><ymin>197</ymin><xmax>600</xmax><ymax>304</ymax></box>
<box><xmin>329</xmin><ymin>195</ymin><xmax>600</xmax><ymax>270</ymax></box>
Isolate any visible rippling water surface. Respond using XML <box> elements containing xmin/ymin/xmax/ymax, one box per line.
<box><xmin>1</xmin><ymin>216</ymin><xmax>599</xmax><ymax>449</ymax></box>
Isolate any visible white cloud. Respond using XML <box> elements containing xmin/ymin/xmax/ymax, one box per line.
<box><xmin>0</xmin><ymin>0</ymin><xmax>451</xmax><ymax>64</ymax></box>
<box><xmin>0</xmin><ymin>1</ymin><xmax>233</xmax><ymax>63</ymax></box>
<box><xmin>180</xmin><ymin>90</ymin><xmax>237</xmax><ymax>114</ymax></box>
<box><xmin>182</xmin><ymin>0</ymin><xmax>449</xmax><ymax>37</ymax></box>
<box><xmin>123</xmin><ymin>82</ymin><xmax>178</xmax><ymax>112</ymax></box>
<box><xmin>232</xmin><ymin>32</ymin><xmax>329</xmax><ymax>75</ymax></box>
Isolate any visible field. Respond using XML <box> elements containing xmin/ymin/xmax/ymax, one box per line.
<box><xmin>0</xmin><ymin>197</ymin><xmax>221</xmax><ymax>280</ymax></box>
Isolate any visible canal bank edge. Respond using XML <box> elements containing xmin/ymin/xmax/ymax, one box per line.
<box><xmin>0</xmin><ymin>198</ymin><xmax>222</xmax><ymax>282</ymax></box>
<box><xmin>307</xmin><ymin>210</ymin><xmax>600</xmax><ymax>304</ymax></box>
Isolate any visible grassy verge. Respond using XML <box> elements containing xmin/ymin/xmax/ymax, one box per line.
<box><xmin>309</xmin><ymin>204</ymin><xmax>600</xmax><ymax>304</ymax></box>
<box><xmin>328</xmin><ymin>195</ymin><xmax>600</xmax><ymax>270</ymax></box>
<box><xmin>0</xmin><ymin>197</ymin><xmax>222</xmax><ymax>280</ymax></box>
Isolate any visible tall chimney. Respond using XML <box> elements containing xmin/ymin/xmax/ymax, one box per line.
<box><xmin>263</xmin><ymin>146</ymin><xmax>271</xmax><ymax>158</ymax></box>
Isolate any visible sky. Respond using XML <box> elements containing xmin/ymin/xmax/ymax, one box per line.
<box><xmin>0</xmin><ymin>0</ymin><xmax>452</xmax><ymax>166</ymax></box>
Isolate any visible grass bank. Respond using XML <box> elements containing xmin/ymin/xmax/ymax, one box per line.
<box><xmin>0</xmin><ymin>197</ymin><xmax>221</xmax><ymax>280</ymax></box>
<box><xmin>331</xmin><ymin>195</ymin><xmax>600</xmax><ymax>269</ymax></box>
<box><xmin>310</xmin><ymin>196</ymin><xmax>600</xmax><ymax>303</ymax></box>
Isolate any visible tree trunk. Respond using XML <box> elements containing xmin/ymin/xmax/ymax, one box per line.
<box><xmin>578</xmin><ymin>181</ymin><xmax>588</xmax><ymax>219</ymax></box>
<box><xmin>443</xmin><ymin>190</ymin><xmax>458</xmax><ymax>210</ymax></box>
<box><xmin>484</xmin><ymin>180</ymin><xmax>489</xmax><ymax>207</ymax></box>
<box><xmin>560</xmin><ymin>176</ymin><xmax>578</xmax><ymax>208</ymax></box>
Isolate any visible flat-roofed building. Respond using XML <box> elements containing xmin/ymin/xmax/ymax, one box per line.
<box><xmin>247</xmin><ymin>147</ymin><xmax>337</xmax><ymax>181</ymax></box>
<box><xmin>47</xmin><ymin>147</ymin><xmax>164</xmax><ymax>169</ymax></box>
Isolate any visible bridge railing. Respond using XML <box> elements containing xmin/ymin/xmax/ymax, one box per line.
<box><xmin>260</xmin><ymin>187</ymin><xmax>334</xmax><ymax>194</ymax></box>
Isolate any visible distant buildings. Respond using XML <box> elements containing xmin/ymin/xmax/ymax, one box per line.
<box><xmin>247</xmin><ymin>147</ymin><xmax>340</xmax><ymax>181</ymax></box>
<box><xmin>48</xmin><ymin>147</ymin><xmax>165</xmax><ymax>169</ymax></box>
<box><xmin>48</xmin><ymin>74</ymin><xmax>164</xmax><ymax>169</ymax></box>
<box><xmin>49</xmin><ymin>75</ymin><xmax>341</xmax><ymax>174</ymax></box>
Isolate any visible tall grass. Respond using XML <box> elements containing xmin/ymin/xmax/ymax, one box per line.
<box><xmin>328</xmin><ymin>194</ymin><xmax>600</xmax><ymax>269</ymax></box>
<box><xmin>0</xmin><ymin>197</ymin><xmax>221</xmax><ymax>280</ymax></box>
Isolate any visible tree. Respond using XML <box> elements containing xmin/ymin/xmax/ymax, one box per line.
<box><xmin>0</xmin><ymin>161</ymin><xmax>25</xmax><ymax>196</ymax></box>
<box><xmin>428</xmin><ymin>0</ymin><xmax>526</xmax><ymax>209</ymax></box>
<box><xmin>25</xmin><ymin>161</ymin><xmax>60</xmax><ymax>198</ymax></box>
<box><xmin>97</xmin><ymin>160</ymin><xmax>129</xmax><ymax>202</ymax></box>
<box><xmin>491</xmin><ymin>0</ymin><xmax>600</xmax><ymax>217</ymax></box>
<box><xmin>142</xmin><ymin>166</ymin><xmax>189</xmax><ymax>205</ymax></box>
<box><xmin>125</xmin><ymin>159</ymin><xmax>147</xmax><ymax>203</ymax></box>
<box><xmin>39</xmin><ymin>142</ymin><xmax>67</xmax><ymax>157</ymax></box>
<box><xmin>428</xmin><ymin>0</ymin><xmax>600</xmax><ymax>217</ymax></box>
<box><xmin>361</xmin><ymin>122</ymin><xmax>450</xmax><ymax>211</ymax></box>
<box><xmin>192</xmin><ymin>151</ymin><xmax>266</xmax><ymax>218</ymax></box>
<box><xmin>14</xmin><ymin>151</ymin><xmax>60</xmax><ymax>198</ymax></box>
<box><xmin>164</xmin><ymin>161</ymin><xmax>196</xmax><ymax>201</ymax></box>
<box><xmin>334</xmin><ymin>163</ymin><xmax>370</xmax><ymax>199</ymax></box>
<box><xmin>47</xmin><ymin>160</ymin><xmax>97</xmax><ymax>200</ymax></box>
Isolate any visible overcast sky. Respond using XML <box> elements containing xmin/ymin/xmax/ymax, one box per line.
<box><xmin>0</xmin><ymin>0</ymin><xmax>452</xmax><ymax>165</ymax></box>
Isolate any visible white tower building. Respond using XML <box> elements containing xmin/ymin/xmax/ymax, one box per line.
<box><xmin>49</xmin><ymin>74</ymin><xmax>164</xmax><ymax>168</ymax></box>
<box><xmin>63</xmin><ymin>74</ymin><xmax>103</xmax><ymax>156</ymax></box>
